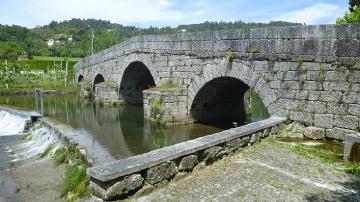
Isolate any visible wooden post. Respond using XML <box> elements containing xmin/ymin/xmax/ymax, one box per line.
<box><xmin>5</xmin><ymin>59</ymin><xmax>8</xmax><ymax>89</ymax></box>
<box><xmin>65</xmin><ymin>60</ymin><xmax>68</xmax><ymax>87</ymax></box>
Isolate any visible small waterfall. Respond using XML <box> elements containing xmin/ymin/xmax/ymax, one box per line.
<box><xmin>0</xmin><ymin>111</ymin><xmax>28</xmax><ymax>136</ymax></box>
<box><xmin>7</xmin><ymin>123</ymin><xmax>60</xmax><ymax>163</ymax></box>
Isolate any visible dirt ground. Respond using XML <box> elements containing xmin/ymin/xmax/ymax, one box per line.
<box><xmin>131</xmin><ymin>137</ymin><xmax>360</xmax><ymax>202</ymax></box>
<box><xmin>5</xmin><ymin>158</ymin><xmax>65</xmax><ymax>202</ymax></box>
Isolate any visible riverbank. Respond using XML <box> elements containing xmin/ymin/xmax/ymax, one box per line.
<box><xmin>0</xmin><ymin>107</ymin><xmax>92</xmax><ymax>202</ymax></box>
<box><xmin>6</xmin><ymin>158</ymin><xmax>66</xmax><ymax>202</ymax></box>
<box><xmin>0</xmin><ymin>88</ymin><xmax>77</xmax><ymax>96</ymax></box>
<box><xmin>133</xmin><ymin>137</ymin><xmax>360</xmax><ymax>201</ymax></box>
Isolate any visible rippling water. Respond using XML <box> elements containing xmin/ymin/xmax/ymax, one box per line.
<box><xmin>0</xmin><ymin>111</ymin><xmax>27</xmax><ymax>136</ymax></box>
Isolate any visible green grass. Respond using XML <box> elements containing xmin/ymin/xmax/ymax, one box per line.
<box><xmin>39</xmin><ymin>144</ymin><xmax>55</xmax><ymax>159</ymax></box>
<box><xmin>52</xmin><ymin>143</ymin><xmax>90</xmax><ymax>201</ymax></box>
<box><xmin>61</xmin><ymin>164</ymin><xmax>90</xmax><ymax>201</ymax></box>
<box><xmin>291</xmin><ymin>145</ymin><xmax>341</xmax><ymax>164</ymax></box>
<box><xmin>345</xmin><ymin>163</ymin><xmax>360</xmax><ymax>176</ymax></box>
<box><xmin>32</xmin><ymin>56</ymin><xmax>81</xmax><ymax>62</ymax></box>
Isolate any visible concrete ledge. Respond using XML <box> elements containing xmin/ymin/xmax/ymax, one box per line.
<box><xmin>87</xmin><ymin>116</ymin><xmax>286</xmax><ymax>200</ymax></box>
<box><xmin>0</xmin><ymin>106</ymin><xmax>40</xmax><ymax>119</ymax></box>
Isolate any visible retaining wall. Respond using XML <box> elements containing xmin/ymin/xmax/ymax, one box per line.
<box><xmin>87</xmin><ymin>116</ymin><xmax>286</xmax><ymax>200</ymax></box>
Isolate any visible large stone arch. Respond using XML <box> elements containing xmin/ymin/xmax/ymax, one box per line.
<box><xmin>118</xmin><ymin>61</ymin><xmax>156</xmax><ymax>104</ymax></box>
<box><xmin>188</xmin><ymin>61</ymin><xmax>282</xmax><ymax>118</ymax></box>
<box><xmin>93</xmin><ymin>74</ymin><xmax>105</xmax><ymax>92</ymax></box>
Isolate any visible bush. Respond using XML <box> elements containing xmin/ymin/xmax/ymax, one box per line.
<box><xmin>345</xmin><ymin>163</ymin><xmax>360</xmax><ymax>176</ymax></box>
<box><xmin>337</xmin><ymin>5</ymin><xmax>360</xmax><ymax>24</ymax></box>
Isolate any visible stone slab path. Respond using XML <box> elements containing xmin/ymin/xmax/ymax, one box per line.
<box><xmin>131</xmin><ymin>138</ymin><xmax>360</xmax><ymax>202</ymax></box>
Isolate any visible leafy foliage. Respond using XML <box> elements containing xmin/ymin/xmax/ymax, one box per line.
<box><xmin>337</xmin><ymin>1</ymin><xmax>360</xmax><ymax>24</ymax></box>
<box><xmin>349</xmin><ymin>0</ymin><xmax>360</xmax><ymax>12</ymax></box>
<box><xmin>345</xmin><ymin>163</ymin><xmax>360</xmax><ymax>176</ymax></box>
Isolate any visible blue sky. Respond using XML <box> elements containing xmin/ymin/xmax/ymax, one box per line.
<box><xmin>0</xmin><ymin>0</ymin><xmax>348</xmax><ymax>28</ymax></box>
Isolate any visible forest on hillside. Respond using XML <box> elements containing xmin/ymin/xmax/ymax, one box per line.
<box><xmin>0</xmin><ymin>19</ymin><xmax>302</xmax><ymax>60</ymax></box>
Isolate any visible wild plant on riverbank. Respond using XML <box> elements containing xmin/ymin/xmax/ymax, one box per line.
<box><xmin>52</xmin><ymin>143</ymin><xmax>90</xmax><ymax>202</ymax></box>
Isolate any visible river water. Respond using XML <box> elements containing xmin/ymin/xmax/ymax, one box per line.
<box><xmin>0</xmin><ymin>94</ymin><xmax>269</xmax><ymax>162</ymax></box>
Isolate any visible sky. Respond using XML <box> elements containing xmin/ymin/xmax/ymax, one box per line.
<box><xmin>0</xmin><ymin>0</ymin><xmax>349</xmax><ymax>28</ymax></box>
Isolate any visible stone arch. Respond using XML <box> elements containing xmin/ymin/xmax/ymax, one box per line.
<box><xmin>190</xmin><ymin>76</ymin><xmax>250</xmax><ymax>128</ymax></box>
<box><xmin>119</xmin><ymin>61</ymin><xmax>156</xmax><ymax>104</ymax></box>
<box><xmin>188</xmin><ymin>61</ymin><xmax>280</xmax><ymax>121</ymax></box>
<box><xmin>93</xmin><ymin>74</ymin><xmax>105</xmax><ymax>92</ymax></box>
<box><xmin>77</xmin><ymin>74</ymin><xmax>84</xmax><ymax>83</ymax></box>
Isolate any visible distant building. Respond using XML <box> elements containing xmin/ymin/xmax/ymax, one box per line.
<box><xmin>68</xmin><ymin>36</ymin><xmax>73</xmax><ymax>41</ymax></box>
<box><xmin>180</xmin><ymin>29</ymin><xmax>187</xmax><ymax>33</ymax></box>
<box><xmin>47</xmin><ymin>39</ymin><xmax>54</xmax><ymax>47</ymax></box>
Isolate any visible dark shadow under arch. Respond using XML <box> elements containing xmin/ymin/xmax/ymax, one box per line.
<box><xmin>190</xmin><ymin>77</ymin><xmax>250</xmax><ymax>129</ymax></box>
<box><xmin>93</xmin><ymin>74</ymin><xmax>105</xmax><ymax>92</ymax></box>
<box><xmin>77</xmin><ymin>74</ymin><xmax>84</xmax><ymax>83</ymax></box>
<box><xmin>119</xmin><ymin>61</ymin><xmax>155</xmax><ymax>104</ymax></box>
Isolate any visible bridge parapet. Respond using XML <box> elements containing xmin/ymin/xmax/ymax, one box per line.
<box><xmin>77</xmin><ymin>23</ymin><xmax>360</xmax><ymax>69</ymax></box>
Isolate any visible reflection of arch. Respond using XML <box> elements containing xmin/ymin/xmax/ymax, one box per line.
<box><xmin>119</xmin><ymin>61</ymin><xmax>155</xmax><ymax>104</ymax></box>
<box><xmin>77</xmin><ymin>74</ymin><xmax>84</xmax><ymax>83</ymax></box>
<box><xmin>190</xmin><ymin>77</ymin><xmax>249</xmax><ymax>127</ymax></box>
<box><xmin>93</xmin><ymin>74</ymin><xmax>105</xmax><ymax>92</ymax></box>
<box><xmin>188</xmin><ymin>62</ymin><xmax>280</xmax><ymax>117</ymax></box>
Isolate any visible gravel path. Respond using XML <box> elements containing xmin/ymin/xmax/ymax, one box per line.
<box><xmin>132</xmin><ymin>138</ymin><xmax>360</xmax><ymax>202</ymax></box>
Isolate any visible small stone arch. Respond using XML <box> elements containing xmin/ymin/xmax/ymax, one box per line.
<box><xmin>77</xmin><ymin>74</ymin><xmax>84</xmax><ymax>83</ymax></box>
<box><xmin>188</xmin><ymin>61</ymin><xmax>281</xmax><ymax>119</ymax></box>
<box><xmin>118</xmin><ymin>61</ymin><xmax>156</xmax><ymax>104</ymax></box>
<box><xmin>93</xmin><ymin>74</ymin><xmax>105</xmax><ymax>92</ymax></box>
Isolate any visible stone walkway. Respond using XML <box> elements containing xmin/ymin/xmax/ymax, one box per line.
<box><xmin>131</xmin><ymin>138</ymin><xmax>360</xmax><ymax>202</ymax></box>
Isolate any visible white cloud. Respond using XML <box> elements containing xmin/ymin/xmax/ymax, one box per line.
<box><xmin>21</xmin><ymin>0</ymin><xmax>186</xmax><ymax>27</ymax></box>
<box><xmin>272</xmin><ymin>3</ymin><xmax>347</xmax><ymax>24</ymax></box>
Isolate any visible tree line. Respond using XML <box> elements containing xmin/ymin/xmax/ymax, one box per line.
<box><xmin>0</xmin><ymin>19</ymin><xmax>301</xmax><ymax>60</ymax></box>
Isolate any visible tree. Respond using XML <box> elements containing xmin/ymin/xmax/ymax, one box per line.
<box><xmin>0</xmin><ymin>41</ymin><xmax>24</xmax><ymax>61</ymax></box>
<box><xmin>350</xmin><ymin>0</ymin><xmax>360</xmax><ymax>12</ymax></box>
<box><xmin>337</xmin><ymin>5</ymin><xmax>360</xmax><ymax>24</ymax></box>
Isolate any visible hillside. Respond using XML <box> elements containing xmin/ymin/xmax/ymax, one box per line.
<box><xmin>0</xmin><ymin>19</ymin><xmax>302</xmax><ymax>59</ymax></box>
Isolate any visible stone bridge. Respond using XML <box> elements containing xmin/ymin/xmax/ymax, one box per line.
<box><xmin>76</xmin><ymin>23</ymin><xmax>360</xmax><ymax>141</ymax></box>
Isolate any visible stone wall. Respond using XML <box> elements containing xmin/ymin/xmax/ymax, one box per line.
<box><xmin>94</xmin><ymin>83</ymin><xmax>119</xmax><ymax>105</ymax></box>
<box><xmin>76</xmin><ymin>23</ymin><xmax>360</xmax><ymax>140</ymax></box>
<box><xmin>143</xmin><ymin>88</ymin><xmax>192</xmax><ymax>125</ymax></box>
<box><xmin>87</xmin><ymin>116</ymin><xmax>286</xmax><ymax>200</ymax></box>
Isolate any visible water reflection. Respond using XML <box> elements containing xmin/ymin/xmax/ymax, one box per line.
<box><xmin>0</xmin><ymin>95</ymin><xmax>223</xmax><ymax>160</ymax></box>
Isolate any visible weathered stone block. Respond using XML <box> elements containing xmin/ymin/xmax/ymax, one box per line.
<box><xmin>249</xmin><ymin>132</ymin><xmax>262</xmax><ymax>145</ymax></box>
<box><xmin>201</xmin><ymin>146</ymin><xmax>227</xmax><ymax>164</ymax></box>
<box><xmin>289</xmin><ymin>111</ymin><xmax>314</xmax><ymax>125</ymax></box>
<box><xmin>224</xmin><ymin>136</ymin><xmax>250</xmax><ymax>153</ymax></box>
<box><xmin>335</xmin><ymin>38</ymin><xmax>360</xmax><ymax>57</ymax></box>
<box><xmin>320</xmin><ymin>91</ymin><xmax>342</xmax><ymax>102</ymax></box>
<box><xmin>261</xmin><ymin>128</ymin><xmax>270</xmax><ymax>138</ymax></box>
<box><xmin>304</xmin><ymin>126</ymin><xmax>325</xmax><ymax>140</ymax></box>
<box><xmin>314</xmin><ymin>114</ymin><xmax>333</xmax><ymax>129</ymax></box>
<box><xmin>348</xmin><ymin>104</ymin><xmax>360</xmax><ymax>117</ymax></box>
<box><xmin>145</xmin><ymin>161</ymin><xmax>178</xmax><ymax>185</ymax></box>
<box><xmin>326</xmin><ymin>102</ymin><xmax>347</xmax><ymax>115</ymax></box>
<box><xmin>179</xmin><ymin>155</ymin><xmax>198</xmax><ymax>172</ymax></box>
<box><xmin>334</xmin><ymin>115</ymin><xmax>359</xmax><ymax>130</ymax></box>
<box><xmin>90</xmin><ymin>174</ymin><xmax>144</xmax><ymax>200</ymax></box>
<box><xmin>326</xmin><ymin>127</ymin><xmax>357</xmax><ymax>140</ymax></box>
